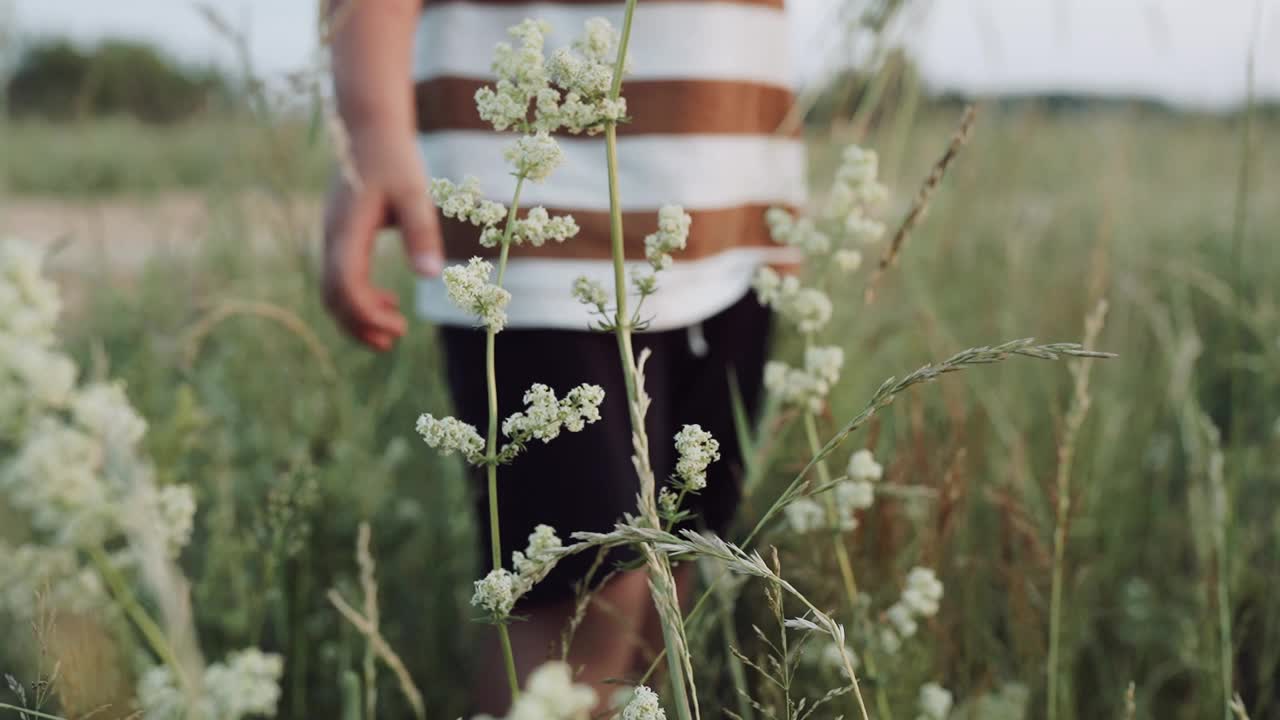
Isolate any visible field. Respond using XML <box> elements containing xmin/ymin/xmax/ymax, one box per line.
<box><xmin>2</xmin><ymin>100</ymin><xmax>1279</xmax><ymax>720</ymax></box>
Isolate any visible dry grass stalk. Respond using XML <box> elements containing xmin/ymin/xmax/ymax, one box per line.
<box><xmin>182</xmin><ymin>298</ymin><xmax>337</xmax><ymax>381</ymax></box>
<box><xmin>356</xmin><ymin>524</ymin><xmax>379</xmax><ymax>720</ymax></box>
<box><xmin>327</xmin><ymin>526</ymin><xmax>424</xmax><ymax>720</ymax></box>
<box><xmin>1047</xmin><ymin>298</ymin><xmax>1109</xmax><ymax>720</ymax></box>
<box><xmin>864</xmin><ymin>104</ymin><xmax>978</xmax><ymax>304</ymax></box>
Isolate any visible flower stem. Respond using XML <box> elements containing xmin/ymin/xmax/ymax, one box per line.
<box><xmin>803</xmin><ymin>412</ymin><xmax>891</xmax><ymax>720</ymax></box>
<box><xmin>802</xmin><ymin>412</ymin><xmax>860</xmax><ymax>603</ymax></box>
<box><xmin>602</xmin><ymin>1</ymin><xmax>695</xmax><ymax>717</ymax></box>
<box><xmin>88</xmin><ymin>545</ymin><xmax>189</xmax><ymax>693</ymax></box>
<box><xmin>484</xmin><ymin>174</ymin><xmax>526</xmax><ymax>702</ymax></box>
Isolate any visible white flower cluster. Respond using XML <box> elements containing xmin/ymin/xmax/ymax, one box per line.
<box><xmin>415</xmin><ymin>413</ymin><xmax>486</xmax><ymax>464</ymax></box>
<box><xmin>814</xmin><ymin>640</ymin><xmax>860</xmax><ymax>678</ymax></box>
<box><xmin>643</xmin><ymin>205</ymin><xmax>693</xmax><ymax>271</ymax></box>
<box><xmin>138</xmin><ymin>648</ymin><xmax>285</xmax><ymax>720</ymax></box>
<box><xmin>763</xmin><ymin>345</ymin><xmax>843</xmax><ymax>413</ymax></box>
<box><xmin>571</xmin><ymin>276</ymin><xmax>610</xmax><ymax>310</ymax></box>
<box><xmin>73</xmin><ymin>381</ymin><xmax>148</xmax><ymax>447</ymax></box>
<box><xmin>470</xmin><ymin>661</ymin><xmax>596</xmax><ymax>720</ymax></box>
<box><xmin>432</xmin><ymin>177</ymin><xmax>508</xmax><ymax>230</ymax></box>
<box><xmin>472</xmin><ymin>524</ymin><xmax>566</xmax><ymax>619</ymax></box>
<box><xmin>882</xmin><ymin>566</ymin><xmax>944</xmax><ymax>650</ymax></box>
<box><xmin>1</xmin><ymin>241</ymin><xmax>196</xmax><ymax>561</ymax></box>
<box><xmin>501</xmin><ymin>382</ymin><xmax>605</xmax><ymax>449</ymax></box>
<box><xmin>0</xmin><ymin>542</ymin><xmax>105</xmax><ymax>620</ymax></box>
<box><xmin>1</xmin><ymin>242</ymin><xmax>74</xmax><ymax>437</ymax></box>
<box><xmin>0</xmin><ymin>239</ymin><xmax>61</xmax><ymax>342</ymax></box>
<box><xmin>825</xmin><ymin>145</ymin><xmax>888</xmax><ymax>245</ymax></box>
<box><xmin>785</xmin><ymin>449</ymin><xmax>883</xmax><ymax>535</ymax></box>
<box><xmin>916</xmin><ymin>682</ymin><xmax>954</xmax><ymax>720</ymax></box>
<box><xmin>443</xmin><ymin>258</ymin><xmax>512</xmax><ymax>332</ymax></box>
<box><xmin>672</xmin><ymin>424</ymin><xmax>719</xmax><ymax>492</ymax></box>
<box><xmin>752</xmin><ymin>267</ymin><xmax>833</xmax><ymax>335</ymax></box>
<box><xmin>505</xmin><ymin>132</ymin><xmax>564</xmax><ymax>182</ymax></box>
<box><xmin>620</xmin><ymin>685</ymin><xmax>666</xmax><ymax>720</ymax></box>
<box><xmin>475</xmin><ymin>18</ymin><xmax>626</xmax><ymax>138</ymax></box>
<box><xmin>513</xmin><ymin>206</ymin><xmax>580</xmax><ymax>247</ymax></box>
<box><xmin>765</xmin><ymin>208</ymin><xmax>830</xmax><ymax>256</ymax></box>
<box><xmin>471</xmin><ymin>567</ymin><xmax>519</xmax><ymax>617</ymax></box>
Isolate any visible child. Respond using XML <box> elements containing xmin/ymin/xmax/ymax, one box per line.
<box><xmin>322</xmin><ymin>0</ymin><xmax>802</xmax><ymax>711</ymax></box>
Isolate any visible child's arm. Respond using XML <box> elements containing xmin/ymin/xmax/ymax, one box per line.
<box><xmin>323</xmin><ymin>0</ymin><xmax>443</xmax><ymax>351</ymax></box>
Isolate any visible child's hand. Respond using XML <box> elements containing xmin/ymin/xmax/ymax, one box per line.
<box><xmin>322</xmin><ymin>129</ymin><xmax>443</xmax><ymax>351</ymax></box>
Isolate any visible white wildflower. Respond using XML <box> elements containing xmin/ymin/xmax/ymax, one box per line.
<box><xmin>886</xmin><ymin>602</ymin><xmax>918</xmax><ymax>638</ymax></box>
<box><xmin>643</xmin><ymin>205</ymin><xmax>692</xmax><ymax>271</ymax></box>
<box><xmin>818</xmin><ymin>641</ymin><xmax>860</xmax><ymax>677</ymax></box>
<box><xmin>805</xmin><ymin>345</ymin><xmax>844</xmax><ymax>390</ymax></box>
<box><xmin>845</xmin><ymin>209</ymin><xmax>886</xmax><ymax>244</ymax></box>
<box><xmin>673</xmin><ymin>424</ymin><xmax>719</xmax><ymax>491</ymax></box>
<box><xmin>571</xmin><ymin>276</ymin><xmax>610</xmax><ymax>309</ymax></box>
<box><xmin>509</xmin><ymin>661</ymin><xmax>596</xmax><ymax>719</ymax></box>
<box><xmin>415</xmin><ymin>413</ymin><xmax>485</xmax><ymax>463</ymax></box>
<box><xmin>879</xmin><ymin>626</ymin><xmax>902</xmax><ymax>655</ymax></box>
<box><xmin>786</xmin><ymin>287</ymin><xmax>833</xmax><ymax>334</ymax></box>
<box><xmin>472</xmin><ymin>568</ymin><xmax>519</xmax><ymax>618</ymax></box>
<box><xmin>621</xmin><ymin>685</ymin><xmax>665</xmax><ymax>720</ymax></box>
<box><xmin>0</xmin><ymin>239</ymin><xmax>61</xmax><ymax>342</ymax></box>
<box><xmin>784</xmin><ymin>497</ymin><xmax>826</xmax><ymax>534</ymax></box>
<box><xmin>0</xmin><ymin>542</ymin><xmax>105</xmax><ymax>620</ymax></box>
<box><xmin>834</xmin><ymin>248</ymin><xmax>863</xmax><ymax>272</ymax></box>
<box><xmin>847</xmin><ymin>449</ymin><xmax>883</xmax><ymax>482</ymax></box>
<box><xmin>432</xmin><ymin>177</ymin><xmax>509</xmax><ymax>230</ymax></box>
<box><xmin>751</xmin><ymin>266</ymin><xmax>782</xmax><ymax>305</ymax></box>
<box><xmin>0</xmin><ymin>339</ymin><xmax>77</xmax><ymax>433</ymax></box>
<box><xmin>149</xmin><ymin>484</ymin><xmax>197</xmax><ymax>558</ymax></box>
<box><xmin>139</xmin><ymin>649</ymin><xmax>284</xmax><ymax>720</ymax></box>
<box><xmin>917</xmin><ymin>682</ymin><xmax>954</xmax><ymax>720</ymax></box>
<box><xmin>502</xmin><ymin>383</ymin><xmax>605</xmax><ymax>447</ymax></box>
<box><xmin>72</xmin><ymin>381</ymin><xmax>147</xmax><ymax>448</ymax></box>
<box><xmin>763</xmin><ymin>347</ymin><xmax>842</xmax><ymax>413</ymax></box>
<box><xmin>205</xmin><ymin>649</ymin><xmax>286</xmax><ymax>719</ymax></box>
<box><xmin>658</xmin><ymin>486</ymin><xmax>680</xmax><ymax>517</ymax></box>
<box><xmin>903</xmin><ymin>566</ymin><xmax>944</xmax><ymax>617</ymax></box>
<box><xmin>514</xmin><ymin>207</ymin><xmax>579</xmax><ymax>247</ymax></box>
<box><xmin>512</xmin><ymin>524</ymin><xmax>563</xmax><ymax>577</ymax></box>
<box><xmin>4</xmin><ymin>417</ymin><xmax>110</xmax><ymax>545</ymax></box>
<box><xmin>443</xmin><ymin>257</ymin><xmax>511</xmax><ymax>332</ymax></box>
<box><xmin>834</xmin><ymin>479</ymin><xmax>875</xmax><ymax>514</ymax></box>
<box><xmin>505</xmin><ymin>132</ymin><xmax>563</xmax><ymax>181</ymax></box>
<box><xmin>752</xmin><ymin>268</ymin><xmax>832</xmax><ymax>334</ymax></box>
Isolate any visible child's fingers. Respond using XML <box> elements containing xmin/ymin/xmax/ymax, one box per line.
<box><xmin>323</xmin><ymin>183</ymin><xmax>408</xmax><ymax>349</ymax></box>
<box><xmin>393</xmin><ymin>186</ymin><xmax>445</xmax><ymax>277</ymax></box>
<box><xmin>358</xmin><ymin>326</ymin><xmax>397</xmax><ymax>352</ymax></box>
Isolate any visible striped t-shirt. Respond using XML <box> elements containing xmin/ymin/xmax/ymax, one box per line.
<box><xmin>413</xmin><ymin>0</ymin><xmax>806</xmax><ymax>330</ymax></box>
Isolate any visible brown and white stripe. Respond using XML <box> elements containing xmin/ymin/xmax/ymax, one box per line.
<box><xmin>413</xmin><ymin>0</ymin><xmax>806</xmax><ymax>329</ymax></box>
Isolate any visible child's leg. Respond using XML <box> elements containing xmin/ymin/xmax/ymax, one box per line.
<box><xmin>471</xmin><ymin>568</ymin><xmax>653</xmax><ymax>713</ymax></box>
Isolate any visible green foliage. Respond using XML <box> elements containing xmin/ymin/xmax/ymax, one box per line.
<box><xmin>5</xmin><ymin>38</ymin><xmax>230</xmax><ymax>124</ymax></box>
<box><xmin>2</xmin><ymin>103</ymin><xmax>1278</xmax><ymax>719</ymax></box>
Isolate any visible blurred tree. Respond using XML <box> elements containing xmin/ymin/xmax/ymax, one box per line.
<box><xmin>5</xmin><ymin>38</ymin><xmax>231</xmax><ymax>123</ymax></box>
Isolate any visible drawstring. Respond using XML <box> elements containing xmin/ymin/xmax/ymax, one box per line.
<box><xmin>686</xmin><ymin>322</ymin><xmax>709</xmax><ymax>357</ymax></box>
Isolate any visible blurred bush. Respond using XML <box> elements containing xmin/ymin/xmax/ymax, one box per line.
<box><xmin>4</xmin><ymin>38</ymin><xmax>231</xmax><ymax>123</ymax></box>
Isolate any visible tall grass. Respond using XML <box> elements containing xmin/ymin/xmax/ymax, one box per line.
<box><xmin>2</xmin><ymin>81</ymin><xmax>1278</xmax><ymax>720</ymax></box>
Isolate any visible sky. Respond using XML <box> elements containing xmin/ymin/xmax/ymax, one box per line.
<box><xmin>7</xmin><ymin>0</ymin><xmax>1280</xmax><ymax>109</ymax></box>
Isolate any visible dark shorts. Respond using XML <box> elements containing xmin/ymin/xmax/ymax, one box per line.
<box><xmin>440</xmin><ymin>291</ymin><xmax>772</xmax><ymax>605</ymax></box>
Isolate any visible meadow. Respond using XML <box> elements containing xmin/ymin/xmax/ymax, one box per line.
<box><xmin>2</xmin><ymin>88</ymin><xmax>1279</xmax><ymax>719</ymax></box>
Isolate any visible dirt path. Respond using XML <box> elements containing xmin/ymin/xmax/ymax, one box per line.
<box><xmin>1</xmin><ymin>192</ymin><xmax>323</xmax><ymax>274</ymax></box>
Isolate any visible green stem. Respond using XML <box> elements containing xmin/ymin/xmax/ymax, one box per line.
<box><xmin>0</xmin><ymin>703</ymin><xmax>68</xmax><ymax>720</ymax></box>
<box><xmin>1047</xmin><ymin>467</ymin><xmax>1070</xmax><ymax>720</ymax></box>
<box><xmin>602</xmin><ymin>2</ymin><xmax>694</xmax><ymax>717</ymax></box>
<box><xmin>803</xmin><ymin>412</ymin><xmax>892</xmax><ymax>720</ymax></box>
<box><xmin>88</xmin><ymin>546</ymin><xmax>188</xmax><ymax>692</ymax></box>
<box><xmin>484</xmin><ymin>174</ymin><xmax>526</xmax><ymax>702</ymax></box>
